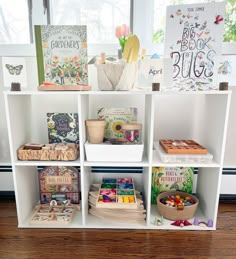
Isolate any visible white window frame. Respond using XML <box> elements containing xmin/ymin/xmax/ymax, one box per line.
<box><xmin>0</xmin><ymin>0</ymin><xmax>235</xmax><ymax>57</ymax></box>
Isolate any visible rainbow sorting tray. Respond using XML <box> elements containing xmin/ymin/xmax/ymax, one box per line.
<box><xmin>96</xmin><ymin>178</ymin><xmax>138</xmax><ymax>209</ymax></box>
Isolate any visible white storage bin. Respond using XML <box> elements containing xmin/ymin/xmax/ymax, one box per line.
<box><xmin>85</xmin><ymin>141</ymin><xmax>144</xmax><ymax>162</ymax></box>
<box><xmin>155</xmin><ymin>144</ymin><xmax>213</xmax><ymax>163</ymax></box>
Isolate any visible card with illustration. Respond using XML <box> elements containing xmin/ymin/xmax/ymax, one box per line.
<box><xmin>164</xmin><ymin>2</ymin><xmax>225</xmax><ymax>91</ymax></box>
<box><xmin>35</xmin><ymin>25</ymin><xmax>88</xmax><ymax>86</ymax></box>
<box><xmin>2</xmin><ymin>57</ymin><xmax>27</xmax><ymax>88</ymax></box>
<box><xmin>136</xmin><ymin>58</ymin><xmax>172</xmax><ymax>90</ymax></box>
<box><xmin>47</xmin><ymin>113</ymin><xmax>79</xmax><ymax>144</ymax></box>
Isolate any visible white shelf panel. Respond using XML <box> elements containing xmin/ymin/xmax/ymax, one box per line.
<box><xmin>4</xmin><ymin>90</ymin><xmax>231</xmax><ymax>96</ymax></box>
<box><xmin>19</xmin><ymin>210</ymin><xmax>83</xmax><ymax>228</ymax></box>
<box><xmin>85</xmin><ymin>213</ymin><xmax>147</xmax><ymax>229</ymax></box>
<box><xmin>84</xmin><ymin>156</ymin><xmax>149</xmax><ymax>167</ymax></box>
<box><xmin>14</xmin><ymin>159</ymin><xmax>80</xmax><ymax>167</ymax></box>
<box><xmin>149</xmin><ymin>205</ymin><xmax>215</xmax><ymax>231</ymax></box>
<box><xmin>152</xmin><ymin>150</ymin><xmax>220</xmax><ymax>168</ymax></box>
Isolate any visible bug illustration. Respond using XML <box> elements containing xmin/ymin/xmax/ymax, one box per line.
<box><xmin>214</xmin><ymin>15</ymin><xmax>224</xmax><ymax>24</ymax></box>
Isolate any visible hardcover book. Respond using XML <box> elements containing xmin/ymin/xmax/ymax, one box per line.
<box><xmin>38</xmin><ymin>166</ymin><xmax>80</xmax><ymax>204</ymax></box>
<box><xmin>47</xmin><ymin>113</ymin><xmax>79</xmax><ymax>144</ymax></box>
<box><xmin>164</xmin><ymin>2</ymin><xmax>225</xmax><ymax>91</ymax></box>
<box><xmin>151</xmin><ymin>167</ymin><xmax>193</xmax><ymax>204</ymax></box>
<box><xmin>97</xmin><ymin>108</ymin><xmax>137</xmax><ymax>139</ymax></box>
<box><xmin>35</xmin><ymin>25</ymin><xmax>88</xmax><ymax>86</ymax></box>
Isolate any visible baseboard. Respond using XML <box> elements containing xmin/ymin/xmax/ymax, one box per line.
<box><xmin>0</xmin><ymin>191</ymin><xmax>235</xmax><ymax>203</ymax></box>
<box><xmin>219</xmin><ymin>194</ymin><xmax>236</xmax><ymax>203</ymax></box>
<box><xmin>0</xmin><ymin>191</ymin><xmax>15</xmax><ymax>202</ymax></box>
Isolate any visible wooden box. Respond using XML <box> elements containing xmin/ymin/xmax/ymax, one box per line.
<box><xmin>17</xmin><ymin>143</ymin><xmax>79</xmax><ymax>161</ymax></box>
<box><xmin>159</xmin><ymin>139</ymin><xmax>208</xmax><ymax>154</ymax></box>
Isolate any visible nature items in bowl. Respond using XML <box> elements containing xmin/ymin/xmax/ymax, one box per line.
<box><xmin>157</xmin><ymin>191</ymin><xmax>199</xmax><ymax>221</ymax></box>
<box><xmin>85</xmin><ymin>119</ymin><xmax>107</xmax><ymax>144</ymax></box>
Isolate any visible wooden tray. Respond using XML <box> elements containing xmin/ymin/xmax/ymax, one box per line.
<box><xmin>159</xmin><ymin>139</ymin><xmax>208</xmax><ymax>154</ymax></box>
<box><xmin>95</xmin><ymin>178</ymin><xmax>138</xmax><ymax>209</ymax></box>
<box><xmin>30</xmin><ymin>204</ymin><xmax>80</xmax><ymax>225</ymax></box>
<box><xmin>38</xmin><ymin>84</ymin><xmax>91</xmax><ymax>91</ymax></box>
<box><xmin>17</xmin><ymin>143</ymin><xmax>79</xmax><ymax>161</ymax></box>
<box><xmin>89</xmin><ymin>191</ymin><xmax>146</xmax><ymax>223</ymax></box>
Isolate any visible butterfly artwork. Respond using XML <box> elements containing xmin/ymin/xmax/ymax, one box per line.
<box><xmin>5</xmin><ymin>64</ymin><xmax>23</xmax><ymax>75</ymax></box>
<box><xmin>214</xmin><ymin>15</ymin><xmax>224</xmax><ymax>24</ymax></box>
<box><xmin>2</xmin><ymin>57</ymin><xmax>27</xmax><ymax>88</ymax></box>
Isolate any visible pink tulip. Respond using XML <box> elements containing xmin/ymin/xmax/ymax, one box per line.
<box><xmin>115</xmin><ymin>26</ymin><xmax>122</xmax><ymax>38</ymax></box>
<box><xmin>121</xmin><ymin>24</ymin><xmax>130</xmax><ymax>37</ymax></box>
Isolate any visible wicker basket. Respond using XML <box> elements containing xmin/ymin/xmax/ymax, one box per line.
<box><xmin>17</xmin><ymin>144</ymin><xmax>79</xmax><ymax>161</ymax></box>
<box><xmin>157</xmin><ymin>191</ymin><xmax>199</xmax><ymax>221</ymax></box>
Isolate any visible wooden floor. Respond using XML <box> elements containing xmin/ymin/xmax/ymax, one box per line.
<box><xmin>0</xmin><ymin>201</ymin><xmax>236</xmax><ymax>259</ymax></box>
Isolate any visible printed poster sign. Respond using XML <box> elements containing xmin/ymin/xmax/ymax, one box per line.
<box><xmin>164</xmin><ymin>2</ymin><xmax>225</xmax><ymax>91</ymax></box>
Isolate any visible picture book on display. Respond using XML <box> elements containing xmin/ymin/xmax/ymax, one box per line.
<box><xmin>38</xmin><ymin>166</ymin><xmax>80</xmax><ymax>204</ymax></box>
<box><xmin>47</xmin><ymin>113</ymin><xmax>79</xmax><ymax>144</ymax></box>
<box><xmin>164</xmin><ymin>2</ymin><xmax>225</xmax><ymax>91</ymax></box>
<box><xmin>35</xmin><ymin>25</ymin><xmax>88</xmax><ymax>86</ymax></box>
<box><xmin>151</xmin><ymin>167</ymin><xmax>193</xmax><ymax>204</ymax></box>
<box><xmin>97</xmin><ymin>108</ymin><xmax>137</xmax><ymax>139</ymax></box>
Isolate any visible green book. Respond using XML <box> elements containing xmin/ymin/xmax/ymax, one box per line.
<box><xmin>151</xmin><ymin>167</ymin><xmax>194</xmax><ymax>204</ymax></box>
<box><xmin>34</xmin><ymin>25</ymin><xmax>88</xmax><ymax>86</ymax></box>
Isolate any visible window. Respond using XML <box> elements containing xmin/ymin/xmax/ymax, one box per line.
<box><xmin>153</xmin><ymin>0</ymin><xmax>236</xmax><ymax>43</ymax></box>
<box><xmin>0</xmin><ymin>0</ymin><xmax>31</xmax><ymax>44</ymax></box>
<box><xmin>49</xmin><ymin>0</ymin><xmax>131</xmax><ymax>44</ymax></box>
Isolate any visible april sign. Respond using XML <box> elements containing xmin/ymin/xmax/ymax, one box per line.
<box><xmin>164</xmin><ymin>2</ymin><xmax>225</xmax><ymax>91</ymax></box>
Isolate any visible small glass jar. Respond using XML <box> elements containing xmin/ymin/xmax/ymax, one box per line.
<box><xmin>121</xmin><ymin>123</ymin><xmax>142</xmax><ymax>144</ymax></box>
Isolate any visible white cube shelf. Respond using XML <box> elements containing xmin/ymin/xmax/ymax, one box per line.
<box><xmin>4</xmin><ymin>90</ymin><xmax>231</xmax><ymax>230</ymax></box>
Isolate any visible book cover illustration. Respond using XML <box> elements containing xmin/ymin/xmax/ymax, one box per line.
<box><xmin>39</xmin><ymin>166</ymin><xmax>80</xmax><ymax>204</ymax></box>
<box><xmin>151</xmin><ymin>167</ymin><xmax>193</xmax><ymax>204</ymax></box>
<box><xmin>97</xmin><ymin>108</ymin><xmax>137</xmax><ymax>139</ymax></box>
<box><xmin>164</xmin><ymin>2</ymin><xmax>225</xmax><ymax>91</ymax></box>
<box><xmin>47</xmin><ymin>113</ymin><xmax>79</xmax><ymax>144</ymax></box>
<box><xmin>35</xmin><ymin>25</ymin><xmax>88</xmax><ymax>86</ymax></box>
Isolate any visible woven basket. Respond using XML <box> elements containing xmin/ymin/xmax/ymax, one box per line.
<box><xmin>17</xmin><ymin>144</ymin><xmax>79</xmax><ymax>161</ymax></box>
<box><xmin>157</xmin><ymin>191</ymin><xmax>199</xmax><ymax>221</ymax></box>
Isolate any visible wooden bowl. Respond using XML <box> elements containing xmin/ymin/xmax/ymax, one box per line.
<box><xmin>157</xmin><ymin>191</ymin><xmax>199</xmax><ymax>221</ymax></box>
